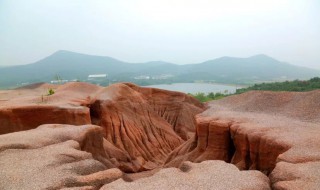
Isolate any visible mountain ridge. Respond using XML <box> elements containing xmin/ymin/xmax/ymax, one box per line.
<box><xmin>0</xmin><ymin>50</ymin><xmax>319</xmax><ymax>88</ymax></box>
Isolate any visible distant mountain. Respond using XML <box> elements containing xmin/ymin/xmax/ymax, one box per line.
<box><xmin>0</xmin><ymin>50</ymin><xmax>319</xmax><ymax>88</ymax></box>
<box><xmin>183</xmin><ymin>54</ymin><xmax>320</xmax><ymax>83</ymax></box>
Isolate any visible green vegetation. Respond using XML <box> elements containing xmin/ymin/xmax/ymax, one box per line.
<box><xmin>1</xmin><ymin>50</ymin><xmax>320</xmax><ymax>89</ymax></box>
<box><xmin>236</xmin><ymin>77</ymin><xmax>320</xmax><ymax>94</ymax></box>
<box><xmin>191</xmin><ymin>77</ymin><xmax>320</xmax><ymax>102</ymax></box>
<box><xmin>189</xmin><ymin>92</ymin><xmax>228</xmax><ymax>102</ymax></box>
<box><xmin>47</xmin><ymin>88</ymin><xmax>55</xmax><ymax>96</ymax></box>
<box><xmin>40</xmin><ymin>88</ymin><xmax>55</xmax><ymax>103</ymax></box>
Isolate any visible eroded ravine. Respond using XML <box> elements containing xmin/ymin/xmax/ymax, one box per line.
<box><xmin>1</xmin><ymin>83</ymin><xmax>320</xmax><ymax>189</ymax></box>
<box><xmin>165</xmin><ymin>90</ymin><xmax>320</xmax><ymax>189</ymax></box>
<box><xmin>165</xmin><ymin>117</ymin><xmax>290</xmax><ymax>173</ymax></box>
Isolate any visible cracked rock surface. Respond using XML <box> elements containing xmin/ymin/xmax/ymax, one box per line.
<box><xmin>1</xmin><ymin>83</ymin><xmax>320</xmax><ymax>190</ymax></box>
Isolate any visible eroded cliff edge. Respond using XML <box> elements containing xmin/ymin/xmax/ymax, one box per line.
<box><xmin>1</xmin><ymin>83</ymin><xmax>320</xmax><ymax>189</ymax></box>
<box><xmin>165</xmin><ymin>90</ymin><xmax>320</xmax><ymax>189</ymax></box>
<box><xmin>0</xmin><ymin>82</ymin><xmax>204</xmax><ymax>173</ymax></box>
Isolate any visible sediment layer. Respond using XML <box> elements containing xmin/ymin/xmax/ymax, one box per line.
<box><xmin>1</xmin><ymin>84</ymin><xmax>320</xmax><ymax>189</ymax></box>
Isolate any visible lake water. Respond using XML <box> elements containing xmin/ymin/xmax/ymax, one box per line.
<box><xmin>145</xmin><ymin>83</ymin><xmax>240</xmax><ymax>94</ymax></box>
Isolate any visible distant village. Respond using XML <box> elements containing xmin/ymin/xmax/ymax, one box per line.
<box><xmin>133</xmin><ymin>74</ymin><xmax>173</xmax><ymax>80</ymax></box>
<box><xmin>47</xmin><ymin>73</ymin><xmax>174</xmax><ymax>86</ymax></box>
<box><xmin>50</xmin><ymin>74</ymin><xmax>108</xmax><ymax>86</ymax></box>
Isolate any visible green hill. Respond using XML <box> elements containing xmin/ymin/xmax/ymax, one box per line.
<box><xmin>236</xmin><ymin>77</ymin><xmax>320</xmax><ymax>93</ymax></box>
<box><xmin>190</xmin><ymin>77</ymin><xmax>320</xmax><ymax>102</ymax></box>
<box><xmin>186</xmin><ymin>54</ymin><xmax>319</xmax><ymax>84</ymax></box>
<box><xmin>0</xmin><ymin>50</ymin><xmax>319</xmax><ymax>88</ymax></box>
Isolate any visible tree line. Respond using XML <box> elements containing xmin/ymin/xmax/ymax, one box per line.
<box><xmin>190</xmin><ymin>77</ymin><xmax>320</xmax><ymax>102</ymax></box>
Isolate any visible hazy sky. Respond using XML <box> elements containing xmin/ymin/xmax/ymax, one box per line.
<box><xmin>0</xmin><ymin>0</ymin><xmax>319</xmax><ymax>69</ymax></box>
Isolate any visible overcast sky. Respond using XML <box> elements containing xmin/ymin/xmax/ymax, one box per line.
<box><xmin>0</xmin><ymin>0</ymin><xmax>319</xmax><ymax>69</ymax></box>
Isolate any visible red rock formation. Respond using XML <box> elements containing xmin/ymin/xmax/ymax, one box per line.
<box><xmin>0</xmin><ymin>82</ymin><xmax>99</xmax><ymax>134</ymax></box>
<box><xmin>169</xmin><ymin>119</ymin><xmax>289</xmax><ymax>174</ymax></box>
<box><xmin>89</xmin><ymin>83</ymin><xmax>203</xmax><ymax>172</ymax></box>
<box><xmin>165</xmin><ymin>118</ymin><xmax>235</xmax><ymax>168</ymax></box>
<box><xmin>165</xmin><ymin>90</ymin><xmax>320</xmax><ymax>189</ymax></box>
<box><xmin>0</xmin><ymin>82</ymin><xmax>203</xmax><ymax>172</ymax></box>
<box><xmin>2</xmin><ymin>83</ymin><xmax>320</xmax><ymax>189</ymax></box>
<box><xmin>0</xmin><ymin>105</ymin><xmax>91</xmax><ymax>134</ymax></box>
<box><xmin>126</xmin><ymin>83</ymin><xmax>204</xmax><ymax>140</ymax></box>
<box><xmin>0</xmin><ymin>124</ymin><xmax>122</xmax><ymax>189</ymax></box>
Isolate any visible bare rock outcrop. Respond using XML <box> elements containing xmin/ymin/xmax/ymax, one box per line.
<box><xmin>165</xmin><ymin>116</ymin><xmax>290</xmax><ymax>174</ymax></box>
<box><xmin>165</xmin><ymin>90</ymin><xmax>320</xmax><ymax>189</ymax></box>
<box><xmin>0</xmin><ymin>82</ymin><xmax>99</xmax><ymax>134</ymax></box>
<box><xmin>0</xmin><ymin>82</ymin><xmax>203</xmax><ymax>172</ymax></box>
<box><xmin>165</xmin><ymin>118</ymin><xmax>235</xmax><ymax>167</ymax></box>
<box><xmin>2</xmin><ymin>83</ymin><xmax>320</xmax><ymax>189</ymax></box>
<box><xmin>0</xmin><ymin>124</ymin><xmax>122</xmax><ymax>190</ymax></box>
<box><xmin>101</xmin><ymin>160</ymin><xmax>270</xmax><ymax>190</ymax></box>
<box><xmin>126</xmin><ymin>83</ymin><xmax>204</xmax><ymax>140</ymax></box>
<box><xmin>89</xmin><ymin>83</ymin><xmax>184</xmax><ymax>172</ymax></box>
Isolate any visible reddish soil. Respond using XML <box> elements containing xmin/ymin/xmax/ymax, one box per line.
<box><xmin>1</xmin><ymin>83</ymin><xmax>320</xmax><ymax>189</ymax></box>
<box><xmin>165</xmin><ymin>90</ymin><xmax>320</xmax><ymax>189</ymax></box>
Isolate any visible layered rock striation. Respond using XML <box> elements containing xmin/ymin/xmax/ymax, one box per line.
<box><xmin>165</xmin><ymin>90</ymin><xmax>320</xmax><ymax>189</ymax></box>
<box><xmin>1</xmin><ymin>83</ymin><xmax>320</xmax><ymax>189</ymax></box>
<box><xmin>0</xmin><ymin>82</ymin><xmax>203</xmax><ymax>172</ymax></box>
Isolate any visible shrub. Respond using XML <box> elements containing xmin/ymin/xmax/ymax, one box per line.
<box><xmin>47</xmin><ymin>88</ymin><xmax>55</xmax><ymax>96</ymax></box>
<box><xmin>189</xmin><ymin>92</ymin><xmax>228</xmax><ymax>102</ymax></box>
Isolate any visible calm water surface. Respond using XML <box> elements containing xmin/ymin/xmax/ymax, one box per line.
<box><xmin>145</xmin><ymin>83</ymin><xmax>240</xmax><ymax>94</ymax></box>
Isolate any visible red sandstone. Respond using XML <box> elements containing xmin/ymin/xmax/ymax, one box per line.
<box><xmin>1</xmin><ymin>83</ymin><xmax>320</xmax><ymax>189</ymax></box>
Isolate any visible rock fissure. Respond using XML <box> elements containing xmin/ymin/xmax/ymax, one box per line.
<box><xmin>1</xmin><ymin>83</ymin><xmax>320</xmax><ymax>189</ymax></box>
<box><xmin>165</xmin><ymin>116</ymin><xmax>298</xmax><ymax>190</ymax></box>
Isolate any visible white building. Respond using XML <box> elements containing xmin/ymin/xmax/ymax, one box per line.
<box><xmin>50</xmin><ymin>80</ymin><xmax>69</xmax><ymax>84</ymax></box>
<box><xmin>88</xmin><ymin>74</ymin><xmax>107</xmax><ymax>80</ymax></box>
<box><xmin>134</xmin><ymin>75</ymin><xmax>150</xmax><ymax>80</ymax></box>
